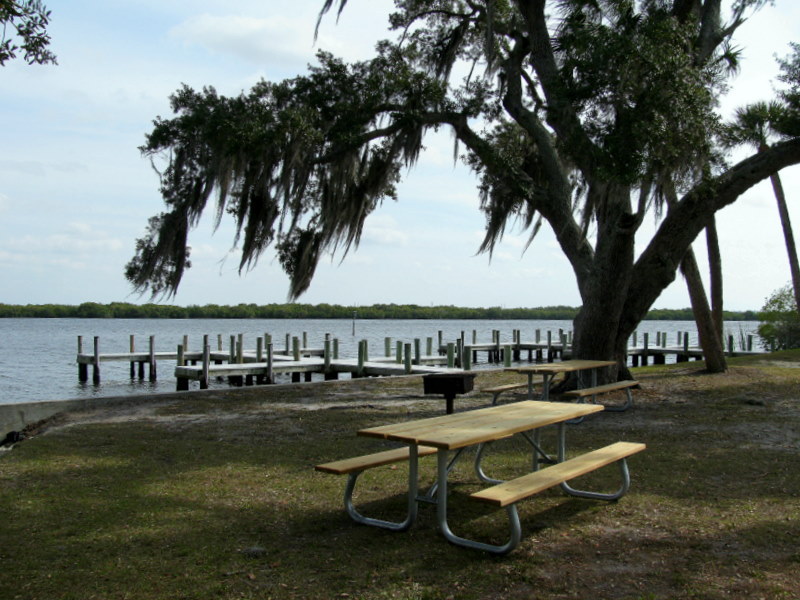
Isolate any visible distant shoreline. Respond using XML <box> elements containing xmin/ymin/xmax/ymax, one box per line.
<box><xmin>0</xmin><ymin>302</ymin><xmax>758</xmax><ymax>321</ymax></box>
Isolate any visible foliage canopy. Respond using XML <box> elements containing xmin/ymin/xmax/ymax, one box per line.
<box><xmin>757</xmin><ymin>283</ymin><xmax>800</xmax><ymax>350</ymax></box>
<box><xmin>0</xmin><ymin>0</ymin><xmax>55</xmax><ymax>66</ymax></box>
<box><xmin>127</xmin><ymin>1</ymin><xmax>800</xmax><ymax>367</ymax></box>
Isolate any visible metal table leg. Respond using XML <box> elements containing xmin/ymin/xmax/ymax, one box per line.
<box><xmin>436</xmin><ymin>449</ymin><xmax>522</xmax><ymax>555</ymax></box>
<box><xmin>343</xmin><ymin>445</ymin><xmax>420</xmax><ymax>531</ymax></box>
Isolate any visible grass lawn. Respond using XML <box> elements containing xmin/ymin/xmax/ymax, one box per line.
<box><xmin>1</xmin><ymin>352</ymin><xmax>799</xmax><ymax>599</ymax></box>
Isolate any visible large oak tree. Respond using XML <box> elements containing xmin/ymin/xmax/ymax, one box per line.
<box><xmin>127</xmin><ymin>0</ymin><xmax>800</xmax><ymax>379</ymax></box>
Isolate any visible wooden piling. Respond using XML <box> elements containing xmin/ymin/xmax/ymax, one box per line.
<box><xmin>148</xmin><ymin>335</ymin><xmax>156</xmax><ymax>381</ymax></box>
<box><xmin>201</xmin><ymin>344</ymin><xmax>210</xmax><ymax>389</ymax></box>
<box><xmin>78</xmin><ymin>336</ymin><xmax>88</xmax><ymax>382</ymax></box>
<box><xmin>93</xmin><ymin>336</ymin><xmax>100</xmax><ymax>384</ymax></box>
<box><xmin>129</xmin><ymin>335</ymin><xmax>136</xmax><ymax>378</ymax></box>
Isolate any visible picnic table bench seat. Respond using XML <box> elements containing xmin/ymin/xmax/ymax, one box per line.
<box><xmin>481</xmin><ymin>382</ymin><xmax>530</xmax><ymax>405</ymax></box>
<box><xmin>560</xmin><ymin>379</ymin><xmax>639</xmax><ymax>412</ymax></box>
<box><xmin>315</xmin><ymin>446</ymin><xmax>438</xmax><ymax>475</ymax></box>
<box><xmin>471</xmin><ymin>441</ymin><xmax>646</xmax><ymax>507</ymax></box>
<box><xmin>316</xmin><ymin>445</ymin><xmax>439</xmax><ymax>533</ymax></box>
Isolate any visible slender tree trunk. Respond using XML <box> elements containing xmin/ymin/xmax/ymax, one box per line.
<box><xmin>770</xmin><ymin>171</ymin><xmax>800</xmax><ymax>313</ymax></box>
<box><xmin>705</xmin><ymin>217</ymin><xmax>724</xmax><ymax>339</ymax></box>
<box><xmin>681</xmin><ymin>246</ymin><xmax>728</xmax><ymax>372</ymax></box>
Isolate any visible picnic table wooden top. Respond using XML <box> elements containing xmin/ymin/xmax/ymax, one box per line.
<box><xmin>358</xmin><ymin>400</ymin><xmax>604</xmax><ymax>450</ymax></box>
<box><xmin>507</xmin><ymin>359</ymin><xmax>616</xmax><ymax>375</ymax></box>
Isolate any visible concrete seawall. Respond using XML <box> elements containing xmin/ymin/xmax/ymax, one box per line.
<box><xmin>0</xmin><ymin>390</ymin><xmax>201</xmax><ymax>436</ymax></box>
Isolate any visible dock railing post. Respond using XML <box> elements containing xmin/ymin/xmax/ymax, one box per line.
<box><xmin>266</xmin><ymin>343</ymin><xmax>274</xmax><ymax>383</ymax></box>
<box><xmin>385</xmin><ymin>337</ymin><xmax>391</xmax><ymax>358</ymax></box>
<box><xmin>149</xmin><ymin>335</ymin><xmax>156</xmax><ymax>381</ymax></box>
<box><xmin>356</xmin><ymin>340</ymin><xmax>365</xmax><ymax>377</ymax></box>
<box><xmin>176</xmin><ymin>344</ymin><xmax>188</xmax><ymax>391</ymax></box>
<box><xmin>642</xmin><ymin>333</ymin><xmax>649</xmax><ymax>366</ymax></box>
<box><xmin>324</xmin><ymin>338</ymin><xmax>331</xmax><ymax>372</ymax></box>
<box><xmin>201</xmin><ymin>344</ymin><xmax>210</xmax><ymax>389</ymax></box>
<box><xmin>333</xmin><ymin>338</ymin><xmax>339</xmax><ymax>359</ymax></box>
<box><xmin>404</xmin><ymin>343</ymin><xmax>412</xmax><ymax>374</ymax></box>
<box><xmin>129</xmin><ymin>335</ymin><xmax>136</xmax><ymax>378</ymax></box>
<box><xmin>93</xmin><ymin>336</ymin><xmax>100</xmax><ymax>384</ymax></box>
<box><xmin>447</xmin><ymin>343</ymin><xmax>455</xmax><ymax>368</ymax></box>
<box><xmin>237</xmin><ymin>333</ymin><xmax>244</xmax><ymax>364</ymax></box>
<box><xmin>292</xmin><ymin>336</ymin><xmax>300</xmax><ymax>361</ymax></box>
<box><xmin>77</xmin><ymin>336</ymin><xmax>88</xmax><ymax>382</ymax></box>
<box><xmin>463</xmin><ymin>345</ymin><xmax>472</xmax><ymax>371</ymax></box>
<box><xmin>396</xmin><ymin>340</ymin><xmax>403</xmax><ymax>364</ymax></box>
<box><xmin>414</xmin><ymin>338</ymin><xmax>421</xmax><ymax>365</ymax></box>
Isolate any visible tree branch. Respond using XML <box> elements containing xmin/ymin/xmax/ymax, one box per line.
<box><xmin>622</xmin><ymin>137</ymin><xmax>800</xmax><ymax>330</ymax></box>
<box><xmin>513</xmin><ymin>0</ymin><xmax>600</xmax><ymax>176</ymax></box>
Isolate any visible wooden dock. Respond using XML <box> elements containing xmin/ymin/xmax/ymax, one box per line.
<box><xmin>76</xmin><ymin>327</ymin><xmax>761</xmax><ymax>392</ymax></box>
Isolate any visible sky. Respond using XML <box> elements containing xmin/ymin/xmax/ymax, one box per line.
<box><xmin>1</xmin><ymin>0</ymin><xmax>799</xmax><ymax>311</ymax></box>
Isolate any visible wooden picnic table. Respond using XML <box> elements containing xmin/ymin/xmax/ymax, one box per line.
<box><xmin>507</xmin><ymin>359</ymin><xmax>617</xmax><ymax>401</ymax></box>
<box><xmin>317</xmin><ymin>400</ymin><xmax>645</xmax><ymax>554</ymax></box>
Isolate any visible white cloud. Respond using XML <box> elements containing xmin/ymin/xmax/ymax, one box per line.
<box><xmin>363</xmin><ymin>216</ymin><xmax>409</xmax><ymax>246</ymax></box>
<box><xmin>4</xmin><ymin>224</ymin><xmax>125</xmax><ymax>258</ymax></box>
<box><xmin>169</xmin><ymin>14</ymin><xmax>311</xmax><ymax>67</ymax></box>
<box><xmin>0</xmin><ymin>160</ymin><xmax>48</xmax><ymax>177</ymax></box>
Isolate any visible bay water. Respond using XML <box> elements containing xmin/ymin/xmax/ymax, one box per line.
<box><xmin>0</xmin><ymin>318</ymin><xmax>761</xmax><ymax>406</ymax></box>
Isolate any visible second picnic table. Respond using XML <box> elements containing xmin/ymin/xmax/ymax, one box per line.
<box><xmin>507</xmin><ymin>359</ymin><xmax>617</xmax><ymax>401</ymax></box>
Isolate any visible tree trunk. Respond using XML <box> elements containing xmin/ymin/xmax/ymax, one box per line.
<box><xmin>705</xmin><ymin>217</ymin><xmax>724</xmax><ymax>340</ymax></box>
<box><xmin>681</xmin><ymin>246</ymin><xmax>727</xmax><ymax>372</ymax></box>
<box><xmin>569</xmin><ymin>184</ymin><xmax>635</xmax><ymax>386</ymax></box>
<box><xmin>770</xmin><ymin>170</ymin><xmax>800</xmax><ymax>314</ymax></box>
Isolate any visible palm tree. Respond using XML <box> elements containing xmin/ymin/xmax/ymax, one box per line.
<box><xmin>728</xmin><ymin>101</ymin><xmax>800</xmax><ymax>315</ymax></box>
